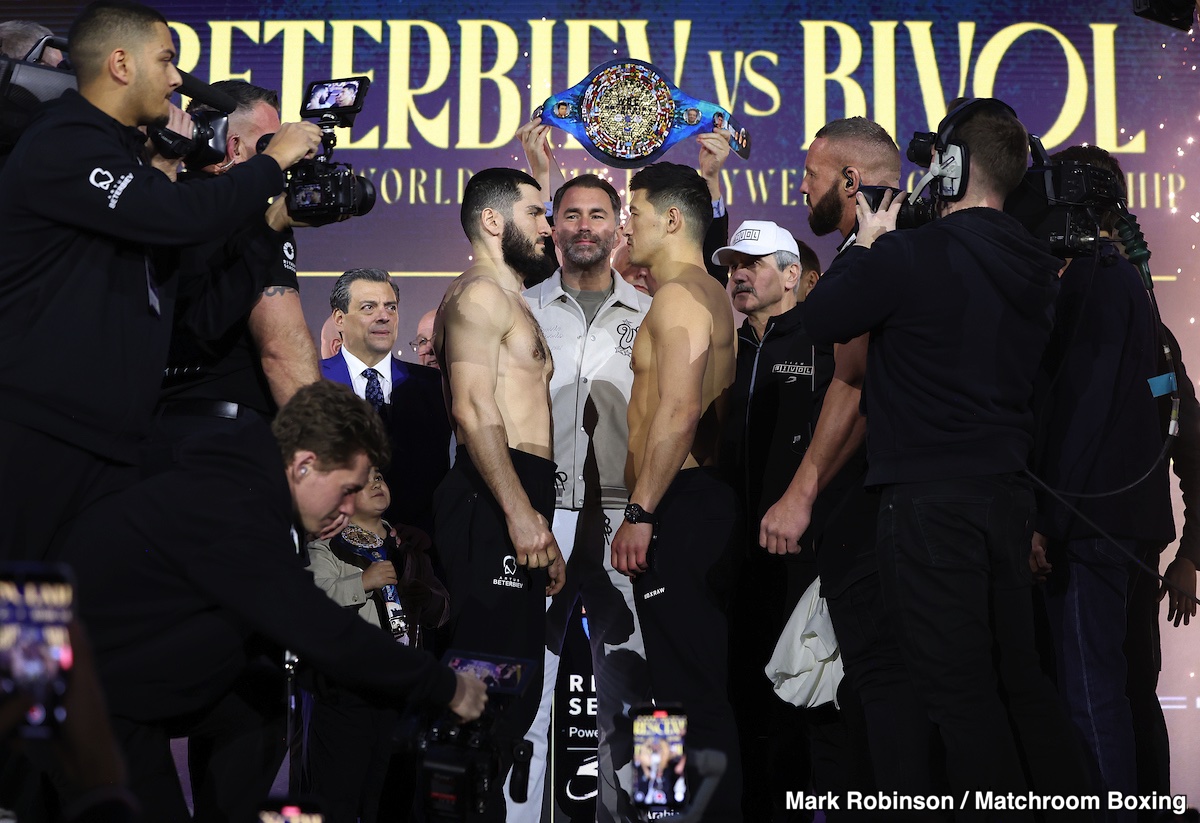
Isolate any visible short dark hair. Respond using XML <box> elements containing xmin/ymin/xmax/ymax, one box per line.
<box><xmin>552</xmin><ymin>174</ymin><xmax>620</xmax><ymax>217</ymax></box>
<box><xmin>329</xmin><ymin>268</ymin><xmax>399</xmax><ymax>313</ymax></box>
<box><xmin>1051</xmin><ymin>144</ymin><xmax>1127</xmax><ymax>233</ymax></box>
<box><xmin>795</xmin><ymin>238</ymin><xmax>822</xmax><ymax>276</ymax></box>
<box><xmin>812</xmin><ymin>117</ymin><xmax>901</xmax><ymax>184</ymax></box>
<box><xmin>629</xmin><ymin>162</ymin><xmax>712</xmax><ymax>243</ymax></box>
<box><xmin>186</xmin><ymin>79</ymin><xmax>279</xmax><ymax>116</ymax></box>
<box><xmin>69</xmin><ymin>1</ymin><xmax>167</xmax><ymax>86</ymax></box>
<box><xmin>0</xmin><ymin>20</ymin><xmax>53</xmax><ymax>60</ymax></box>
<box><xmin>272</xmin><ymin>381</ymin><xmax>390</xmax><ymax>471</ymax></box>
<box><xmin>460</xmin><ymin>168</ymin><xmax>541</xmax><ymax>243</ymax></box>
<box><xmin>955</xmin><ymin>103</ymin><xmax>1029</xmax><ymax>198</ymax></box>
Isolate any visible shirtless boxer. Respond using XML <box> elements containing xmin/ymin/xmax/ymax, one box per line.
<box><xmin>432</xmin><ymin>167</ymin><xmax>564</xmax><ymax>821</ymax></box>
<box><xmin>609</xmin><ymin>162</ymin><xmax>741</xmax><ymax>822</ymax></box>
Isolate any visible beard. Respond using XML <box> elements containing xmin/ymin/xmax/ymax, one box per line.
<box><xmin>807</xmin><ymin>182</ymin><xmax>844</xmax><ymax>237</ymax></box>
<box><xmin>561</xmin><ymin>230</ymin><xmax>615</xmax><ymax>269</ymax></box>
<box><xmin>501</xmin><ymin>222</ymin><xmax>557</xmax><ymax>283</ymax></box>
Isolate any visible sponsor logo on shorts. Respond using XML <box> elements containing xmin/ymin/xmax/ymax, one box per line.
<box><xmin>642</xmin><ymin>586</ymin><xmax>665</xmax><ymax>600</ymax></box>
<box><xmin>493</xmin><ymin>554</ymin><xmax>525</xmax><ymax>589</ymax></box>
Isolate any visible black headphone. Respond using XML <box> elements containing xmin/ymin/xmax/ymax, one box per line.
<box><xmin>906</xmin><ymin>98</ymin><xmax>1019</xmax><ymax>203</ymax></box>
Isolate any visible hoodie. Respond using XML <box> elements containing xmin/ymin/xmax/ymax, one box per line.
<box><xmin>1031</xmin><ymin>242</ymin><xmax>1175</xmax><ymax>544</ymax></box>
<box><xmin>803</xmin><ymin>207</ymin><xmax>1061</xmax><ymax>485</ymax></box>
<box><xmin>0</xmin><ymin>90</ymin><xmax>285</xmax><ymax>462</ymax></box>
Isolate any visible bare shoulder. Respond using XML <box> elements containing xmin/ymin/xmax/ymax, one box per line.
<box><xmin>443</xmin><ymin>267</ymin><xmax>508</xmax><ymax>307</ymax></box>
<box><xmin>647</xmin><ymin>270</ymin><xmax>726</xmax><ymax>328</ymax></box>
<box><xmin>441</xmin><ymin>270</ymin><xmax>515</xmax><ymax>330</ymax></box>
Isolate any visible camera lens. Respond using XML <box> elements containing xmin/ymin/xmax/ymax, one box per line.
<box><xmin>353</xmin><ymin>175</ymin><xmax>377</xmax><ymax>217</ymax></box>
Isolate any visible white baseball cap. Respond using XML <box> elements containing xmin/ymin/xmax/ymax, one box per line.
<box><xmin>711</xmin><ymin>220</ymin><xmax>800</xmax><ymax>266</ymax></box>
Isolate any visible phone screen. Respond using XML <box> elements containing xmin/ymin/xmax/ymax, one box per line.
<box><xmin>258</xmin><ymin>802</ymin><xmax>325</xmax><ymax>823</ymax></box>
<box><xmin>632</xmin><ymin>706</ymin><xmax>688</xmax><ymax>811</ymax></box>
<box><xmin>0</xmin><ymin>563</ymin><xmax>74</xmax><ymax>737</ymax></box>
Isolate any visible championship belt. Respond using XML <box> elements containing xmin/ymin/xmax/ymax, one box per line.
<box><xmin>534</xmin><ymin>58</ymin><xmax>751</xmax><ymax>169</ymax></box>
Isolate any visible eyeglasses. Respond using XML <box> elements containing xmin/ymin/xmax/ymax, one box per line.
<box><xmin>409</xmin><ymin>336</ymin><xmax>432</xmax><ymax>352</ymax></box>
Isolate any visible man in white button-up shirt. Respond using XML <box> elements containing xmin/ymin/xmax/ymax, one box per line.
<box><xmin>523</xmin><ymin>175</ymin><xmax>654</xmax><ymax>823</ymax></box>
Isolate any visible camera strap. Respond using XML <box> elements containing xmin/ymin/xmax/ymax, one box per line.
<box><xmin>535</xmin><ymin>58</ymin><xmax>751</xmax><ymax>168</ymax></box>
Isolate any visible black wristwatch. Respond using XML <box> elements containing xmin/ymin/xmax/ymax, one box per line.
<box><xmin>624</xmin><ymin>503</ymin><xmax>657</xmax><ymax>525</ymax></box>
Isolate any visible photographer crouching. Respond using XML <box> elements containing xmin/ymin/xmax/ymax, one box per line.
<box><xmin>799</xmin><ymin>99</ymin><xmax>1093</xmax><ymax>816</ymax></box>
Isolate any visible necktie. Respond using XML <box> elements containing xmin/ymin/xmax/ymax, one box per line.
<box><xmin>363</xmin><ymin>368</ymin><xmax>385</xmax><ymax>413</ymax></box>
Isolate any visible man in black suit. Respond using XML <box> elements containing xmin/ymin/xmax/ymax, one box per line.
<box><xmin>321</xmin><ymin>268</ymin><xmax>452</xmax><ymax>534</ymax></box>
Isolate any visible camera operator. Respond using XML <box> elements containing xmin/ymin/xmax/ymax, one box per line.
<box><xmin>154</xmin><ymin>79</ymin><xmax>320</xmax><ymax>455</ymax></box>
<box><xmin>58</xmin><ymin>381</ymin><xmax>487</xmax><ymax>822</ymax></box>
<box><xmin>0</xmin><ymin>0</ymin><xmax>322</xmax><ymax>564</ymax></box>
<box><xmin>800</xmin><ymin>100</ymin><xmax>1092</xmax><ymax>814</ymax></box>
<box><xmin>1029</xmin><ymin>144</ymin><xmax>1176</xmax><ymax>821</ymax></box>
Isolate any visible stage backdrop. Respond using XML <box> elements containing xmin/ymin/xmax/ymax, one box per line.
<box><xmin>11</xmin><ymin>0</ymin><xmax>1200</xmax><ymax>811</ymax></box>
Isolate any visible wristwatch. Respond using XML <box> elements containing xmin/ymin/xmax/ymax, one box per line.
<box><xmin>624</xmin><ymin>503</ymin><xmax>657</xmax><ymax>525</ymax></box>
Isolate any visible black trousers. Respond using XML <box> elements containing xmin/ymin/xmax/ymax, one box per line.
<box><xmin>1125</xmin><ymin>549</ymin><xmax>1171</xmax><ymax>818</ymax></box>
<box><xmin>0</xmin><ymin>419</ymin><xmax>137</xmax><ymax>562</ymax></box>
<box><xmin>826</xmin><ymin>572</ymin><xmax>944</xmax><ymax>821</ymax></box>
<box><xmin>304</xmin><ymin>685</ymin><xmax>399</xmax><ymax>823</ymax></box>
<box><xmin>631</xmin><ymin>468</ymin><xmax>742</xmax><ymax>823</ymax></box>
<box><xmin>114</xmin><ymin>661</ymin><xmax>288</xmax><ymax>823</ymax></box>
<box><xmin>727</xmin><ymin>544</ymin><xmax>820</xmax><ymax>821</ymax></box>
<box><xmin>432</xmin><ymin>446</ymin><xmax>556</xmax><ymax>822</ymax></box>
<box><xmin>877</xmin><ymin>475</ymin><xmax>1092</xmax><ymax>822</ymax></box>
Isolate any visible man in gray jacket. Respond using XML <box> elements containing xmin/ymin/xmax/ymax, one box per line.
<box><xmin>523</xmin><ymin>174</ymin><xmax>653</xmax><ymax>822</ymax></box>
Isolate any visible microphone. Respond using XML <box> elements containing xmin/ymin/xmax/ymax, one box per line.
<box><xmin>177</xmin><ymin>70</ymin><xmax>238</xmax><ymax>114</ymax></box>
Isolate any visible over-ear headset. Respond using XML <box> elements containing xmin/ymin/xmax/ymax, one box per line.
<box><xmin>906</xmin><ymin>98</ymin><xmax>1018</xmax><ymax>203</ymax></box>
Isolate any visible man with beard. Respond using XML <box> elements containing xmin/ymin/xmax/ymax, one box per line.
<box><xmin>523</xmin><ymin>174</ymin><xmax>654</xmax><ymax>822</ymax></box>
<box><xmin>801</xmin><ymin>100</ymin><xmax>1092</xmax><ymax>817</ymax></box>
<box><xmin>610</xmin><ymin>163</ymin><xmax>740</xmax><ymax>821</ymax></box>
<box><xmin>760</xmin><ymin>117</ymin><xmax>937</xmax><ymax>807</ymax></box>
<box><xmin>432</xmin><ymin>167</ymin><xmax>566</xmax><ymax>821</ymax></box>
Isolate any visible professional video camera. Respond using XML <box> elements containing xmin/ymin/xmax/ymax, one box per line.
<box><xmin>1004</xmin><ymin>136</ymin><xmax>1126</xmax><ymax>258</ymax></box>
<box><xmin>261</xmin><ymin>77</ymin><xmax>376</xmax><ymax>222</ymax></box>
<box><xmin>860</xmin><ymin>98</ymin><xmax>1137</xmax><ymax>261</ymax></box>
<box><xmin>400</xmin><ymin>652</ymin><xmax>535</xmax><ymax>822</ymax></box>
<box><xmin>0</xmin><ymin>43</ymin><xmax>234</xmax><ymax>168</ymax></box>
<box><xmin>1133</xmin><ymin>0</ymin><xmax>1197</xmax><ymax>30</ymax></box>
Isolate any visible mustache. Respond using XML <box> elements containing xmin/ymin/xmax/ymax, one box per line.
<box><xmin>732</xmin><ymin>283</ymin><xmax>756</xmax><ymax>295</ymax></box>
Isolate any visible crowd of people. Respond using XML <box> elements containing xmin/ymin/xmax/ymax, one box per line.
<box><xmin>0</xmin><ymin>2</ymin><xmax>1197</xmax><ymax>823</ymax></box>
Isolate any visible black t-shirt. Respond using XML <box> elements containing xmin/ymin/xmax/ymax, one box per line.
<box><xmin>160</xmin><ymin>188</ymin><xmax>297</xmax><ymax>415</ymax></box>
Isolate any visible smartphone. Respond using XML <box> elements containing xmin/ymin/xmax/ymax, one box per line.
<box><xmin>299</xmin><ymin>76</ymin><xmax>370</xmax><ymax>119</ymax></box>
<box><xmin>0</xmin><ymin>563</ymin><xmax>74</xmax><ymax>738</ymax></box>
<box><xmin>631</xmin><ymin>704</ymin><xmax>688</xmax><ymax>813</ymax></box>
<box><xmin>258</xmin><ymin>799</ymin><xmax>325</xmax><ymax>823</ymax></box>
<box><xmin>858</xmin><ymin>184</ymin><xmax>905</xmax><ymax>212</ymax></box>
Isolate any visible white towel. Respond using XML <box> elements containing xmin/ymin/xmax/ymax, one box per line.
<box><xmin>764</xmin><ymin>576</ymin><xmax>843</xmax><ymax>709</ymax></box>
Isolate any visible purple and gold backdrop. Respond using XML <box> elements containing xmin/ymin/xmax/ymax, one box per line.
<box><xmin>10</xmin><ymin>0</ymin><xmax>1200</xmax><ymax>809</ymax></box>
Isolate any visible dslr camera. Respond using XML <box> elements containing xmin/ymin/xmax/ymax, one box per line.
<box><xmin>265</xmin><ymin>77</ymin><xmax>376</xmax><ymax>222</ymax></box>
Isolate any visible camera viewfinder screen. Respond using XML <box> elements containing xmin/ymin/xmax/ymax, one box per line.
<box><xmin>445</xmin><ymin>652</ymin><xmax>534</xmax><ymax>696</ymax></box>
<box><xmin>300</xmin><ymin>77</ymin><xmax>369</xmax><ymax>118</ymax></box>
